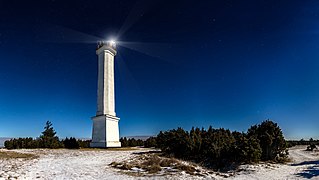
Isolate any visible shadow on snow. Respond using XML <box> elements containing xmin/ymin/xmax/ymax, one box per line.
<box><xmin>292</xmin><ymin>160</ymin><xmax>319</xmax><ymax>179</ymax></box>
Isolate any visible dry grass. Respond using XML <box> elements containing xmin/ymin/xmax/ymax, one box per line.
<box><xmin>176</xmin><ymin>164</ymin><xmax>196</xmax><ymax>174</ymax></box>
<box><xmin>0</xmin><ymin>151</ymin><xmax>38</xmax><ymax>159</ymax></box>
<box><xmin>80</xmin><ymin>147</ymin><xmax>139</xmax><ymax>151</ymax></box>
<box><xmin>139</xmin><ymin>155</ymin><xmax>162</xmax><ymax>173</ymax></box>
<box><xmin>106</xmin><ymin>147</ymin><xmax>140</xmax><ymax>151</ymax></box>
<box><xmin>146</xmin><ymin>164</ymin><xmax>161</xmax><ymax>173</ymax></box>
<box><xmin>120</xmin><ymin>163</ymin><xmax>134</xmax><ymax>170</ymax></box>
<box><xmin>110</xmin><ymin>153</ymin><xmax>200</xmax><ymax>175</ymax></box>
<box><xmin>142</xmin><ymin>155</ymin><xmax>161</xmax><ymax>166</ymax></box>
<box><xmin>159</xmin><ymin>158</ymin><xmax>179</xmax><ymax>167</ymax></box>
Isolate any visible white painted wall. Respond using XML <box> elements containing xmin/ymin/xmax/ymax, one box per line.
<box><xmin>91</xmin><ymin>115</ymin><xmax>121</xmax><ymax>148</ymax></box>
<box><xmin>96</xmin><ymin>49</ymin><xmax>116</xmax><ymax>116</ymax></box>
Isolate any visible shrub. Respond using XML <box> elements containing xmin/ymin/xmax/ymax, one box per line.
<box><xmin>144</xmin><ymin>137</ymin><xmax>157</xmax><ymax>148</ymax></box>
<box><xmin>247</xmin><ymin>120</ymin><xmax>286</xmax><ymax>161</ymax></box>
<box><xmin>63</xmin><ymin>137</ymin><xmax>79</xmax><ymax>149</ymax></box>
<box><xmin>233</xmin><ymin>132</ymin><xmax>262</xmax><ymax>163</ymax></box>
<box><xmin>306</xmin><ymin>144</ymin><xmax>317</xmax><ymax>151</ymax></box>
<box><xmin>120</xmin><ymin>137</ymin><xmax>144</xmax><ymax>147</ymax></box>
<box><xmin>157</xmin><ymin>128</ymin><xmax>193</xmax><ymax>159</ymax></box>
<box><xmin>77</xmin><ymin>139</ymin><xmax>91</xmax><ymax>148</ymax></box>
<box><xmin>4</xmin><ymin>137</ymin><xmax>41</xmax><ymax>149</ymax></box>
<box><xmin>156</xmin><ymin>120</ymin><xmax>287</xmax><ymax>170</ymax></box>
<box><xmin>120</xmin><ymin>137</ymin><xmax>128</xmax><ymax>147</ymax></box>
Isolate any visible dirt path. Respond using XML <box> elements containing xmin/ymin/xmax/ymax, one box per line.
<box><xmin>289</xmin><ymin>146</ymin><xmax>318</xmax><ymax>163</ymax></box>
<box><xmin>289</xmin><ymin>146</ymin><xmax>319</xmax><ymax>179</ymax></box>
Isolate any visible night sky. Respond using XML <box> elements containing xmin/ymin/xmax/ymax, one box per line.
<box><xmin>0</xmin><ymin>0</ymin><xmax>319</xmax><ymax>139</ymax></box>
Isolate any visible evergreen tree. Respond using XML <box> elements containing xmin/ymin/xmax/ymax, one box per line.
<box><xmin>39</xmin><ymin>121</ymin><xmax>62</xmax><ymax>148</ymax></box>
<box><xmin>128</xmin><ymin>138</ymin><xmax>137</xmax><ymax>147</ymax></box>
<box><xmin>189</xmin><ymin>127</ymin><xmax>202</xmax><ymax>160</ymax></box>
<box><xmin>144</xmin><ymin>137</ymin><xmax>157</xmax><ymax>148</ymax></box>
<box><xmin>247</xmin><ymin>120</ymin><xmax>286</xmax><ymax>161</ymax></box>
<box><xmin>233</xmin><ymin>132</ymin><xmax>261</xmax><ymax>163</ymax></box>
<box><xmin>309</xmin><ymin>138</ymin><xmax>314</xmax><ymax>143</ymax></box>
<box><xmin>119</xmin><ymin>137</ymin><xmax>145</xmax><ymax>147</ymax></box>
<box><xmin>136</xmin><ymin>139</ymin><xmax>144</xmax><ymax>146</ymax></box>
<box><xmin>63</xmin><ymin>137</ymin><xmax>80</xmax><ymax>149</ymax></box>
<box><xmin>77</xmin><ymin>139</ymin><xmax>91</xmax><ymax>148</ymax></box>
<box><xmin>4</xmin><ymin>140</ymin><xmax>13</xmax><ymax>149</ymax></box>
<box><xmin>120</xmin><ymin>137</ymin><xmax>129</xmax><ymax>147</ymax></box>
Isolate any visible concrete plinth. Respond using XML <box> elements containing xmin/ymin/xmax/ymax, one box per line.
<box><xmin>90</xmin><ymin>114</ymin><xmax>121</xmax><ymax>148</ymax></box>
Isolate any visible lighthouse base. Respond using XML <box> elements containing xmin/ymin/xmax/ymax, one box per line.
<box><xmin>90</xmin><ymin>115</ymin><xmax>121</xmax><ymax>148</ymax></box>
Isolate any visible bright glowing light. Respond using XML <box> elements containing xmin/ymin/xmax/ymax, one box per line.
<box><xmin>109</xmin><ymin>39</ymin><xmax>116</xmax><ymax>46</ymax></box>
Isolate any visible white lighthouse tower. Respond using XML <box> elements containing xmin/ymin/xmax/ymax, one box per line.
<box><xmin>90</xmin><ymin>40</ymin><xmax>121</xmax><ymax>148</ymax></box>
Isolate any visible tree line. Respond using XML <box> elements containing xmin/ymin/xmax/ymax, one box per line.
<box><xmin>4</xmin><ymin>121</ymin><xmax>90</xmax><ymax>149</ymax></box>
<box><xmin>119</xmin><ymin>137</ymin><xmax>157</xmax><ymax>147</ymax></box>
<box><xmin>4</xmin><ymin>119</ymin><xmax>290</xmax><ymax>170</ymax></box>
<box><xmin>286</xmin><ymin>138</ymin><xmax>319</xmax><ymax>147</ymax></box>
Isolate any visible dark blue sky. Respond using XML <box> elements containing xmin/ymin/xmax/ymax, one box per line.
<box><xmin>0</xmin><ymin>0</ymin><xmax>319</xmax><ymax>139</ymax></box>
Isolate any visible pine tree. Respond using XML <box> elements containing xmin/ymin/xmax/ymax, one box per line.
<box><xmin>120</xmin><ymin>137</ymin><xmax>129</xmax><ymax>147</ymax></box>
<box><xmin>247</xmin><ymin>120</ymin><xmax>286</xmax><ymax>161</ymax></box>
<box><xmin>40</xmin><ymin>121</ymin><xmax>62</xmax><ymax>148</ymax></box>
<box><xmin>144</xmin><ymin>137</ymin><xmax>157</xmax><ymax>148</ymax></box>
<box><xmin>63</xmin><ymin>137</ymin><xmax>80</xmax><ymax>149</ymax></box>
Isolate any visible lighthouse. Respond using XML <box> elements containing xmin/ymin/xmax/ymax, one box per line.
<box><xmin>90</xmin><ymin>40</ymin><xmax>121</xmax><ymax>148</ymax></box>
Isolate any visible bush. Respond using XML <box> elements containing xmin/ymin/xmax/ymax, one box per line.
<box><xmin>120</xmin><ymin>137</ymin><xmax>145</xmax><ymax>147</ymax></box>
<box><xmin>63</xmin><ymin>137</ymin><xmax>79</xmax><ymax>149</ymax></box>
<box><xmin>4</xmin><ymin>137</ymin><xmax>36</xmax><ymax>149</ymax></box>
<box><xmin>306</xmin><ymin>144</ymin><xmax>317</xmax><ymax>151</ymax></box>
<box><xmin>156</xmin><ymin>120</ymin><xmax>287</xmax><ymax>170</ymax></box>
<box><xmin>120</xmin><ymin>137</ymin><xmax>128</xmax><ymax>147</ymax></box>
<box><xmin>232</xmin><ymin>132</ymin><xmax>262</xmax><ymax>163</ymax></box>
<box><xmin>77</xmin><ymin>139</ymin><xmax>91</xmax><ymax>148</ymax></box>
<box><xmin>144</xmin><ymin>137</ymin><xmax>157</xmax><ymax>148</ymax></box>
<box><xmin>247</xmin><ymin>120</ymin><xmax>287</xmax><ymax>161</ymax></box>
<box><xmin>157</xmin><ymin>127</ymin><xmax>194</xmax><ymax>159</ymax></box>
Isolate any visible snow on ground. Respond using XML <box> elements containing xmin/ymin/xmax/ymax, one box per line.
<box><xmin>229</xmin><ymin>145</ymin><xmax>319</xmax><ymax>180</ymax></box>
<box><xmin>0</xmin><ymin>148</ymin><xmax>207</xmax><ymax>180</ymax></box>
<box><xmin>0</xmin><ymin>145</ymin><xmax>318</xmax><ymax>180</ymax></box>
